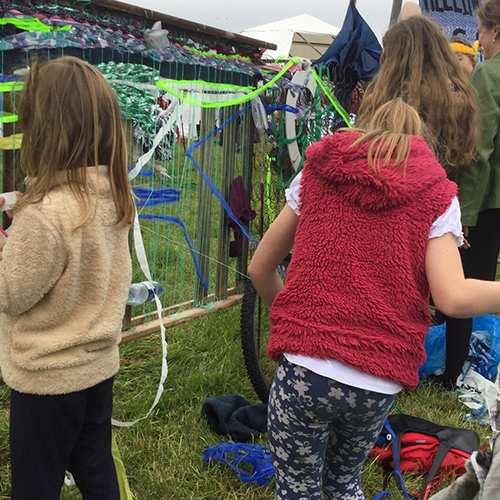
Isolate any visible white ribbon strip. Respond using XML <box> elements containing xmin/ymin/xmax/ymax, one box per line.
<box><xmin>128</xmin><ymin>101</ymin><xmax>188</xmax><ymax>181</ymax></box>
<box><xmin>113</xmin><ymin>102</ymin><xmax>188</xmax><ymax>426</ymax></box>
<box><xmin>112</xmin><ymin>209</ymin><xmax>167</xmax><ymax>427</ymax></box>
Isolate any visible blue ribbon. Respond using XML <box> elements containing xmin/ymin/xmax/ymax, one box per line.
<box><xmin>133</xmin><ymin>186</ymin><xmax>181</xmax><ymax>207</ymax></box>
<box><xmin>264</xmin><ymin>104</ymin><xmax>299</xmax><ymax>114</ymax></box>
<box><xmin>187</xmin><ymin>106</ymin><xmax>287</xmax><ymax>279</ymax></box>
<box><xmin>383</xmin><ymin>419</ymin><xmax>413</xmax><ymax>500</ymax></box>
<box><xmin>0</xmin><ymin>74</ymin><xmax>22</xmax><ymax>83</ymax></box>
<box><xmin>138</xmin><ymin>214</ymin><xmax>209</xmax><ymax>291</ymax></box>
<box><xmin>186</xmin><ymin>105</ymin><xmax>260</xmax><ymax>251</ymax></box>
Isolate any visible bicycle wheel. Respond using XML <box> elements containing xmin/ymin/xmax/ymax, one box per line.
<box><xmin>240</xmin><ymin>279</ymin><xmax>277</xmax><ymax>403</ymax></box>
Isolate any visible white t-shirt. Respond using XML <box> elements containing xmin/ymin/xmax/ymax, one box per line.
<box><xmin>283</xmin><ymin>171</ymin><xmax>463</xmax><ymax>394</ymax></box>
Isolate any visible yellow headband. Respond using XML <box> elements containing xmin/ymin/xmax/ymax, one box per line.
<box><xmin>450</xmin><ymin>42</ymin><xmax>476</xmax><ymax>56</ymax></box>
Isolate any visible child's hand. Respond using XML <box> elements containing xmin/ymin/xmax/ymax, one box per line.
<box><xmin>461</xmin><ymin>226</ymin><xmax>471</xmax><ymax>250</ymax></box>
<box><xmin>0</xmin><ymin>191</ymin><xmax>21</xmax><ymax>220</ymax></box>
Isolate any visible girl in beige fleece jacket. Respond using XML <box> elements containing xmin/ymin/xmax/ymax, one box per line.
<box><xmin>0</xmin><ymin>56</ymin><xmax>135</xmax><ymax>499</ymax></box>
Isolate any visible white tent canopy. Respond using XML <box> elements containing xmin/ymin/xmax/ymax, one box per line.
<box><xmin>241</xmin><ymin>14</ymin><xmax>340</xmax><ymax>61</ymax></box>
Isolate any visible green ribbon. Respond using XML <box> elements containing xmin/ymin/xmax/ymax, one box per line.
<box><xmin>96</xmin><ymin>62</ymin><xmax>160</xmax><ymax>131</ymax></box>
<box><xmin>311</xmin><ymin>67</ymin><xmax>352</xmax><ymax>128</ymax></box>
<box><xmin>156</xmin><ymin>60</ymin><xmax>295</xmax><ymax>108</ymax></box>
<box><xmin>156</xmin><ymin>79</ymin><xmax>255</xmax><ymax>92</ymax></box>
<box><xmin>0</xmin><ymin>17</ymin><xmax>70</xmax><ymax>33</ymax></box>
<box><xmin>0</xmin><ymin>81</ymin><xmax>24</xmax><ymax>92</ymax></box>
<box><xmin>0</xmin><ymin>112</ymin><xmax>19</xmax><ymax>123</ymax></box>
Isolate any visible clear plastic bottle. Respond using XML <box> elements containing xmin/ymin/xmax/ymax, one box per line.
<box><xmin>126</xmin><ymin>281</ymin><xmax>163</xmax><ymax>306</ymax></box>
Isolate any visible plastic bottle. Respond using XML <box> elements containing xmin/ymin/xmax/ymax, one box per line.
<box><xmin>127</xmin><ymin>281</ymin><xmax>163</xmax><ymax>306</ymax></box>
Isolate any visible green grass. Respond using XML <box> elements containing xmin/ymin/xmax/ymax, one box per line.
<box><xmin>0</xmin><ymin>304</ymin><xmax>494</xmax><ymax>500</ymax></box>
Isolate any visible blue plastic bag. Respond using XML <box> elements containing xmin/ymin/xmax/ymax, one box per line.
<box><xmin>419</xmin><ymin>314</ymin><xmax>500</xmax><ymax>380</ymax></box>
<box><xmin>419</xmin><ymin>322</ymin><xmax>446</xmax><ymax>378</ymax></box>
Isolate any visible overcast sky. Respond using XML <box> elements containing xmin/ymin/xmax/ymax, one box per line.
<box><xmin>131</xmin><ymin>0</ymin><xmax>412</xmax><ymax>42</ymax></box>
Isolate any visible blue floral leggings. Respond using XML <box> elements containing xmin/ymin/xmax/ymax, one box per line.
<box><xmin>267</xmin><ymin>356</ymin><xmax>396</xmax><ymax>500</ymax></box>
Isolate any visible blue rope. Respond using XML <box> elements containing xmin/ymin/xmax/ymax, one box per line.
<box><xmin>203</xmin><ymin>441</ymin><xmax>275</xmax><ymax>486</ymax></box>
<box><xmin>132</xmin><ymin>186</ymin><xmax>181</xmax><ymax>207</ymax></box>
<box><xmin>186</xmin><ymin>105</ymin><xmax>260</xmax><ymax>250</ymax></box>
<box><xmin>264</xmin><ymin>104</ymin><xmax>299</xmax><ymax>114</ymax></box>
<box><xmin>373</xmin><ymin>493</ymin><xmax>392</xmax><ymax>500</ymax></box>
<box><xmin>139</xmin><ymin>214</ymin><xmax>209</xmax><ymax>291</ymax></box>
<box><xmin>187</xmin><ymin>106</ymin><xmax>286</xmax><ymax>280</ymax></box>
<box><xmin>383</xmin><ymin>419</ymin><xmax>413</xmax><ymax>500</ymax></box>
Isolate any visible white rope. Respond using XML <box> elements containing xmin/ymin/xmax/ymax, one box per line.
<box><xmin>140</xmin><ymin>224</ymin><xmax>250</xmax><ymax>281</ymax></box>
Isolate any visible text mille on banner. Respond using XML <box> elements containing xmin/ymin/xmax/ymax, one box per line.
<box><xmin>420</xmin><ymin>0</ymin><xmax>481</xmax><ymax>42</ymax></box>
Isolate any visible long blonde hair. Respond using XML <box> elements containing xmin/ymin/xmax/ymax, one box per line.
<box><xmin>358</xmin><ymin>16</ymin><xmax>479</xmax><ymax>172</ymax></box>
<box><xmin>351</xmin><ymin>98</ymin><xmax>430</xmax><ymax>174</ymax></box>
<box><xmin>16</xmin><ymin>56</ymin><xmax>135</xmax><ymax>227</ymax></box>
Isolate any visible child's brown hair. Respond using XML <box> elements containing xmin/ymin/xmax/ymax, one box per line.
<box><xmin>358</xmin><ymin>16</ymin><xmax>480</xmax><ymax>172</ymax></box>
<box><xmin>17</xmin><ymin>56</ymin><xmax>135</xmax><ymax>227</ymax></box>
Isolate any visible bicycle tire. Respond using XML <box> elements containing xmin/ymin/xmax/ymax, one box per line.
<box><xmin>240</xmin><ymin>279</ymin><xmax>277</xmax><ymax>403</ymax></box>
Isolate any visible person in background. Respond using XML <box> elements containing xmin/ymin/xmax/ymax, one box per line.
<box><xmin>359</xmin><ymin>15</ymin><xmax>479</xmax><ymax>173</ymax></box>
<box><xmin>450</xmin><ymin>35</ymin><xmax>477</xmax><ymax>77</ymax></box>
<box><xmin>0</xmin><ymin>56</ymin><xmax>135</xmax><ymax>499</ymax></box>
<box><xmin>442</xmin><ymin>0</ymin><xmax>500</xmax><ymax>388</ymax></box>
<box><xmin>397</xmin><ymin>1</ymin><xmax>422</xmax><ymax>21</ymax></box>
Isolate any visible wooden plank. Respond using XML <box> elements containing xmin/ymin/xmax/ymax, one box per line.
<box><xmin>89</xmin><ymin>0</ymin><xmax>277</xmax><ymax>50</ymax></box>
<box><xmin>235</xmin><ymin>109</ymin><xmax>254</xmax><ymax>294</ymax></box>
<box><xmin>128</xmin><ymin>287</ymin><xmax>239</xmax><ymax>327</ymax></box>
<box><xmin>215</xmin><ymin>106</ymin><xmax>238</xmax><ymax>299</ymax></box>
<box><xmin>195</xmin><ymin>107</ymin><xmax>216</xmax><ymax>305</ymax></box>
<box><xmin>120</xmin><ymin>293</ymin><xmax>243</xmax><ymax>344</ymax></box>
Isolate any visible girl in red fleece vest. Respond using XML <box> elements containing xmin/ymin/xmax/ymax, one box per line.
<box><xmin>249</xmin><ymin>97</ymin><xmax>500</xmax><ymax>499</ymax></box>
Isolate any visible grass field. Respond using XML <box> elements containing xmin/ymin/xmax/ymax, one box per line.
<box><xmin>0</xmin><ymin>303</ymin><xmax>494</xmax><ymax>500</ymax></box>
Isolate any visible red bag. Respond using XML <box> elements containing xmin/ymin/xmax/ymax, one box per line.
<box><xmin>369</xmin><ymin>414</ymin><xmax>480</xmax><ymax>498</ymax></box>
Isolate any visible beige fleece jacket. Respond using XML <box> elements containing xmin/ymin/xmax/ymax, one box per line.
<box><xmin>0</xmin><ymin>166</ymin><xmax>132</xmax><ymax>395</ymax></box>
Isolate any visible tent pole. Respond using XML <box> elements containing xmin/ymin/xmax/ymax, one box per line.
<box><xmin>390</xmin><ymin>0</ymin><xmax>403</xmax><ymax>26</ymax></box>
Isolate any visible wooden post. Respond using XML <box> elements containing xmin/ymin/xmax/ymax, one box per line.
<box><xmin>390</xmin><ymin>0</ymin><xmax>404</xmax><ymax>26</ymax></box>
<box><xmin>215</xmin><ymin>106</ymin><xmax>238</xmax><ymax>299</ymax></box>
<box><xmin>235</xmin><ymin>108</ymin><xmax>254</xmax><ymax>294</ymax></box>
<box><xmin>123</xmin><ymin>119</ymin><xmax>136</xmax><ymax>330</ymax></box>
<box><xmin>1</xmin><ymin>91</ymin><xmax>23</xmax><ymax>231</ymax></box>
<box><xmin>195</xmin><ymin>107</ymin><xmax>215</xmax><ymax>305</ymax></box>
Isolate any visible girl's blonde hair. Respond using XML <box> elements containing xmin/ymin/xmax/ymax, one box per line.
<box><xmin>16</xmin><ymin>56</ymin><xmax>135</xmax><ymax>227</ymax></box>
<box><xmin>357</xmin><ymin>16</ymin><xmax>480</xmax><ymax>172</ymax></box>
<box><xmin>351</xmin><ymin>98</ymin><xmax>430</xmax><ymax>174</ymax></box>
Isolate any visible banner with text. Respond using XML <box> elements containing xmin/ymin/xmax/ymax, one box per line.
<box><xmin>419</xmin><ymin>0</ymin><xmax>480</xmax><ymax>43</ymax></box>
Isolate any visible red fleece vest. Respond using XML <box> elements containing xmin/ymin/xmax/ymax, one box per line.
<box><xmin>267</xmin><ymin>132</ymin><xmax>457</xmax><ymax>390</ymax></box>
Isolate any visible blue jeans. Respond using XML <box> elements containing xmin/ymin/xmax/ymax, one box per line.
<box><xmin>268</xmin><ymin>356</ymin><xmax>395</xmax><ymax>500</ymax></box>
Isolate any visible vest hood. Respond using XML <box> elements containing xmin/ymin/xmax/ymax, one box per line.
<box><xmin>305</xmin><ymin>131</ymin><xmax>448</xmax><ymax>211</ymax></box>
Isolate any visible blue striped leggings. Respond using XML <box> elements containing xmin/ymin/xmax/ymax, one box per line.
<box><xmin>267</xmin><ymin>356</ymin><xmax>395</xmax><ymax>500</ymax></box>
